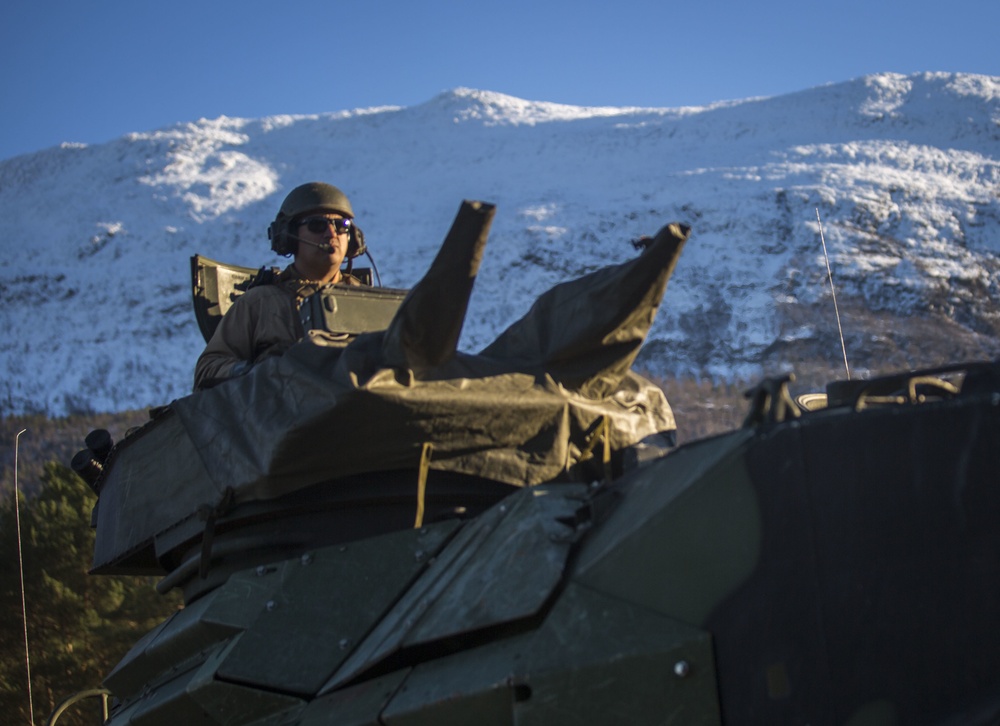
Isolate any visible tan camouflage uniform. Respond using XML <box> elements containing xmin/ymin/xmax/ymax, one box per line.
<box><xmin>194</xmin><ymin>264</ymin><xmax>363</xmax><ymax>390</ymax></box>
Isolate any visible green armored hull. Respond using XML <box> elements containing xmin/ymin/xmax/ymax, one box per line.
<box><xmin>75</xmin><ymin>202</ymin><xmax>1000</xmax><ymax>725</ymax></box>
<box><xmin>95</xmin><ymin>368</ymin><xmax>1000</xmax><ymax>725</ymax></box>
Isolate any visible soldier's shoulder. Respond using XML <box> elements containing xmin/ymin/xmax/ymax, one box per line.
<box><xmin>232</xmin><ymin>281</ymin><xmax>296</xmax><ymax>310</ymax></box>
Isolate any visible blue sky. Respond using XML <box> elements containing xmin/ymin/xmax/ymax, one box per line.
<box><xmin>2</xmin><ymin>0</ymin><xmax>997</xmax><ymax>161</ymax></box>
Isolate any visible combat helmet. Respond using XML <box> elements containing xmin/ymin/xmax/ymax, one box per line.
<box><xmin>268</xmin><ymin>182</ymin><xmax>366</xmax><ymax>258</ymax></box>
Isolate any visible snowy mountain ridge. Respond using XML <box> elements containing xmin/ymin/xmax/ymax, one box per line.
<box><xmin>1</xmin><ymin>71</ymin><xmax>998</xmax><ymax>416</ymax></box>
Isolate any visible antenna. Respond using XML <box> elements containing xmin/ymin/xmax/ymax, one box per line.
<box><xmin>815</xmin><ymin>208</ymin><xmax>851</xmax><ymax>380</ymax></box>
<box><xmin>14</xmin><ymin>427</ymin><xmax>36</xmax><ymax>726</ymax></box>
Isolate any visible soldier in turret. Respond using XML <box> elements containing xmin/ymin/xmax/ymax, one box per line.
<box><xmin>193</xmin><ymin>182</ymin><xmax>369</xmax><ymax>390</ymax></box>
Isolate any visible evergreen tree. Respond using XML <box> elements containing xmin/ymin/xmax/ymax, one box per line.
<box><xmin>0</xmin><ymin>462</ymin><xmax>180</xmax><ymax>725</ymax></box>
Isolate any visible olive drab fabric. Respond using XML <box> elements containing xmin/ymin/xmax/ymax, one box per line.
<box><xmin>99</xmin><ymin>202</ymin><xmax>687</xmax><ymax>564</ymax></box>
<box><xmin>379</xmin><ymin>200</ymin><xmax>492</xmax><ymax>370</ymax></box>
<box><xmin>479</xmin><ymin>221</ymin><xmax>689</xmax><ymax>400</ymax></box>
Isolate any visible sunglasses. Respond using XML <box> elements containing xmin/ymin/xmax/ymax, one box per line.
<box><xmin>298</xmin><ymin>216</ymin><xmax>353</xmax><ymax>235</ymax></box>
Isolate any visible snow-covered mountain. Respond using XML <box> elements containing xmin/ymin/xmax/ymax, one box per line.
<box><xmin>1</xmin><ymin>72</ymin><xmax>998</xmax><ymax>417</ymax></box>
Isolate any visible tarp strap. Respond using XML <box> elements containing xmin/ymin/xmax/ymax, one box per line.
<box><xmin>580</xmin><ymin>416</ymin><xmax>611</xmax><ymax>483</ymax></box>
<box><xmin>414</xmin><ymin>442</ymin><xmax>433</xmax><ymax>528</ymax></box>
<box><xmin>197</xmin><ymin>487</ymin><xmax>236</xmax><ymax>580</ymax></box>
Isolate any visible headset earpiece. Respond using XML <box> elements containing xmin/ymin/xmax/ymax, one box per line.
<box><xmin>268</xmin><ymin>215</ymin><xmax>296</xmax><ymax>257</ymax></box>
<box><xmin>349</xmin><ymin>224</ymin><xmax>367</xmax><ymax>259</ymax></box>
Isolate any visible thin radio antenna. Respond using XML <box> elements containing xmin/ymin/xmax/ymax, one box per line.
<box><xmin>14</xmin><ymin>427</ymin><xmax>36</xmax><ymax>726</ymax></box>
<box><xmin>815</xmin><ymin>208</ymin><xmax>851</xmax><ymax>380</ymax></box>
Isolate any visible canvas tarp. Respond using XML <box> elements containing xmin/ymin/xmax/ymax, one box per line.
<box><xmin>93</xmin><ymin>201</ymin><xmax>690</xmax><ymax>572</ymax></box>
<box><xmin>168</xmin><ymin>201</ymin><xmax>688</xmax><ymax>504</ymax></box>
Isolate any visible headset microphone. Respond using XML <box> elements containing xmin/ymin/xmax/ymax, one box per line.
<box><xmin>286</xmin><ymin>233</ymin><xmax>334</xmax><ymax>254</ymax></box>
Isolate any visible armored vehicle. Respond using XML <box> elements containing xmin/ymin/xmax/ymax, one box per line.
<box><xmin>70</xmin><ymin>202</ymin><xmax>1000</xmax><ymax>725</ymax></box>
